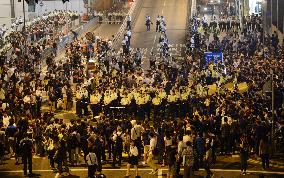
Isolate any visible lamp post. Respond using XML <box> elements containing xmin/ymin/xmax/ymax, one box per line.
<box><xmin>262</xmin><ymin>0</ymin><xmax>267</xmax><ymax>45</ymax></box>
<box><xmin>22</xmin><ymin>0</ymin><xmax>26</xmax><ymax>33</ymax></box>
<box><xmin>276</xmin><ymin>0</ymin><xmax>278</xmax><ymax>29</ymax></box>
<box><xmin>22</xmin><ymin>0</ymin><xmax>27</xmax><ymax>53</ymax></box>
<box><xmin>270</xmin><ymin>69</ymin><xmax>276</xmax><ymax>154</ymax></box>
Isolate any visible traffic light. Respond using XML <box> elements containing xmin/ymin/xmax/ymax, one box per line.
<box><xmin>62</xmin><ymin>0</ymin><xmax>70</xmax><ymax>3</ymax></box>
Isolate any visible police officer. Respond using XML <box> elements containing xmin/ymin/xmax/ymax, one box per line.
<box><xmin>156</xmin><ymin>15</ymin><xmax>161</xmax><ymax>32</ymax></box>
<box><xmin>126</xmin><ymin>15</ymin><xmax>132</xmax><ymax>30</ymax></box>
<box><xmin>126</xmin><ymin>29</ymin><xmax>132</xmax><ymax>46</ymax></box>
<box><xmin>145</xmin><ymin>16</ymin><xmax>152</xmax><ymax>31</ymax></box>
<box><xmin>19</xmin><ymin>132</ymin><xmax>33</xmax><ymax>177</ymax></box>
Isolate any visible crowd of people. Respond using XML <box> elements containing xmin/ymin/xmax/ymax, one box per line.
<box><xmin>0</xmin><ymin>5</ymin><xmax>283</xmax><ymax>178</ymax></box>
<box><xmin>1</xmin><ymin>10</ymin><xmax>80</xmax><ymax>49</ymax></box>
<box><xmin>97</xmin><ymin>0</ymin><xmax>129</xmax><ymax>24</ymax></box>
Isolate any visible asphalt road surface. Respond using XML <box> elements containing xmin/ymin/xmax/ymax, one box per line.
<box><xmin>130</xmin><ymin>0</ymin><xmax>188</xmax><ymax>51</ymax></box>
<box><xmin>1</xmin><ymin>155</ymin><xmax>284</xmax><ymax>178</ymax></box>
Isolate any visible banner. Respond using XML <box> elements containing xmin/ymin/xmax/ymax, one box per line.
<box><xmin>204</xmin><ymin>52</ymin><xmax>223</xmax><ymax>64</ymax></box>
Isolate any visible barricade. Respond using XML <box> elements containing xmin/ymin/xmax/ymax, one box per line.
<box><xmin>55</xmin><ymin>17</ymin><xmax>97</xmax><ymax>54</ymax></box>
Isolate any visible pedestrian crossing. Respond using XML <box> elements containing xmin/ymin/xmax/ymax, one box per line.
<box><xmin>117</xmin><ymin>43</ymin><xmax>186</xmax><ymax>57</ymax></box>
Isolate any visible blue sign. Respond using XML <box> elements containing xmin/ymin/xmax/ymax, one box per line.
<box><xmin>204</xmin><ymin>52</ymin><xmax>223</xmax><ymax>64</ymax></box>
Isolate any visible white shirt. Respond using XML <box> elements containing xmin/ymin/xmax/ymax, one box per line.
<box><xmin>122</xmin><ymin>39</ymin><xmax>126</xmax><ymax>45</ymax></box>
<box><xmin>3</xmin><ymin>115</ymin><xmax>11</xmax><ymax>128</ymax></box>
<box><xmin>112</xmin><ymin>131</ymin><xmax>123</xmax><ymax>142</ymax></box>
<box><xmin>86</xmin><ymin>152</ymin><xmax>98</xmax><ymax>166</ymax></box>
<box><xmin>2</xmin><ymin>26</ymin><xmax>7</xmax><ymax>32</ymax></box>
<box><xmin>156</xmin><ymin>17</ymin><xmax>161</xmax><ymax>22</ymax></box>
<box><xmin>126</xmin><ymin>30</ymin><xmax>131</xmax><ymax>37</ymax></box>
<box><xmin>129</xmin><ymin>145</ymin><xmax>138</xmax><ymax>156</ymax></box>
<box><xmin>150</xmin><ymin>137</ymin><xmax>157</xmax><ymax>150</ymax></box>
<box><xmin>124</xmin><ymin>35</ymin><xmax>128</xmax><ymax>42</ymax></box>
<box><xmin>131</xmin><ymin>124</ymin><xmax>143</xmax><ymax>140</ymax></box>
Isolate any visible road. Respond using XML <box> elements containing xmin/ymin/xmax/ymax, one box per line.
<box><xmin>130</xmin><ymin>0</ymin><xmax>188</xmax><ymax>53</ymax></box>
<box><xmin>1</xmin><ymin>1</ymin><xmax>284</xmax><ymax>178</ymax></box>
<box><xmin>1</xmin><ymin>154</ymin><xmax>284</xmax><ymax>178</ymax></box>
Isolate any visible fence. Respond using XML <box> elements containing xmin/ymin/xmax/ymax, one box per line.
<box><xmin>42</xmin><ymin>17</ymin><xmax>99</xmax><ymax>61</ymax></box>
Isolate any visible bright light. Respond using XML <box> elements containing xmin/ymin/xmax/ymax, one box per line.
<box><xmin>204</xmin><ymin>7</ymin><xmax>208</xmax><ymax>11</ymax></box>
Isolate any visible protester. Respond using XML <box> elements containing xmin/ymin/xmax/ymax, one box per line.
<box><xmin>147</xmin><ymin>132</ymin><xmax>158</xmax><ymax>175</ymax></box>
<box><xmin>86</xmin><ymin>148</ymin><xmax>98</xmax><ymax>178</ymax></box>
<box><xmin>19</xmin><ymin>132</ymin><xmax>33</xmax><ymax>177</ymax></box>
<box><xmin>240</xmin><ymin>134</ymin><xmax>249</xmax><ymax>175</ymax></box>
<box><xmin>182</xmin><ymin>141</ymin><xmax>194</xmax><ymax>178</ymax></box>
<box><xmin>126</xmin><ymin>140</ymin><xmax>139</xmax><ymax>177</ymax></box>
<box><xmin>259</xmin><ymin>135</ymin><xmax>270</xmax><ymax>170</ymax></box>
<box><xmin>0</xmin><ymin>5</ymin><xmax>283</xmax><ymax>178</ymax></box>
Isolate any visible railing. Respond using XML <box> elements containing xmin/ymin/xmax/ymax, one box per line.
<box><xmin>42</xmin><ymin>17</ymin><xmax>99</xmax><ymax>60</ymax></box>
<box><xmin>112</xmin><ymin>0</ymin><xmax>144</xmax><ymax>49</ymax></box>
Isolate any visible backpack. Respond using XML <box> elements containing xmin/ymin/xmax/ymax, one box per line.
<box><xmin>116</xmin><ymin>134</ymin><xmax>123</xmax><ymax>148</ymax></box>
<box><xmin>20</xmin><ymin>138</ymin><xmax>32</xmax><ymax>153</ymax></box>
<box><xmin>68</xmin><ymin>134</ymin><xmax>78</xmax><ymax>149</ymax></box>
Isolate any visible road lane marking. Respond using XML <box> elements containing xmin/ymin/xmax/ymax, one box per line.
<box><xmin>151</xmin><ymin>34</ymin><xmax>157</xmax><ymax>52</ymax></box>
<box><xmin>2</xmin><ymin>168</ymin><xmax>284</xmax><ymax>175</ymax></box>
<box><xmin>158</xmin><ymin>169</ymin><xmax>163</xmax><ymax>178</ymax></box>
<box><xmin>161</xmin><ymin>0</ymin><xmax>166</xmax><ymax>15</ymax></box>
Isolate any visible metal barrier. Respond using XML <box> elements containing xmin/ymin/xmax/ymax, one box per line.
<box><xmin>112</xmin><ymin>0</ymin><xmax>144</xmax><ymax>49</ymax></box>
<box><xmin>55</xmin><ymin>18</ymin><xmax>98</xmax><ymax>54</ymax></box>
<box><xmin>37</xmin><ymin>18</ymin><xmax>98</xmax><ymax>63</ymax></box>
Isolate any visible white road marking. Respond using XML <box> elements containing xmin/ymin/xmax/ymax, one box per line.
<box><xmin>161</xmin><ymin>0</ymin><xmax>166</xmax><ymax>15</ymax></box>
<box><xmin>2</xmin><ymin>168</ymin><xmax>284</xmax><ymax>175</ymax></box>
<box><xmin>158</xmin><ymin>169</ymin><xmax>163</xmax><ymax>178</ymax></box>
<box><xmin>151</xmin><ymin>35</ymin><xmax>157</xmax><ymax>52</ymax></box>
